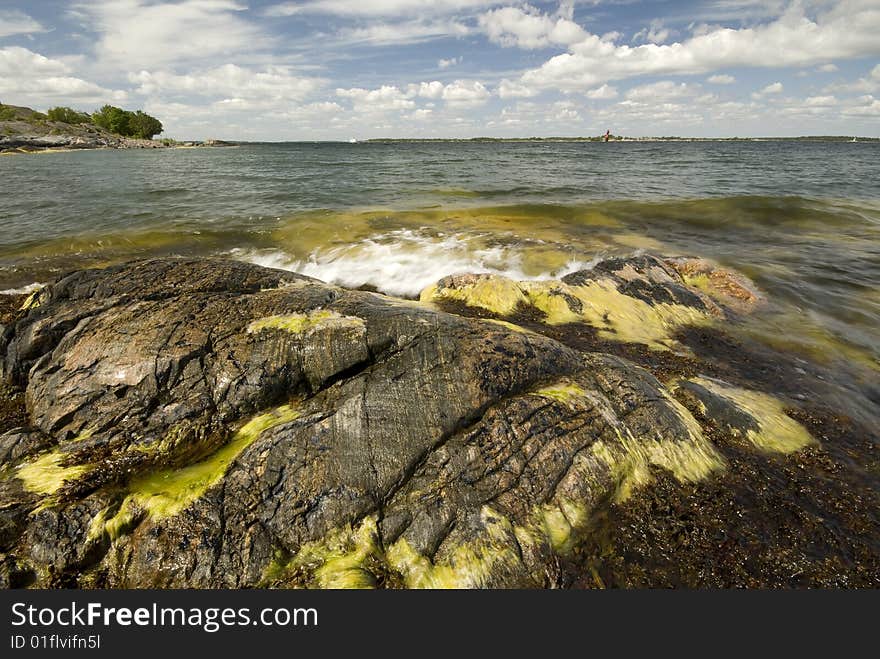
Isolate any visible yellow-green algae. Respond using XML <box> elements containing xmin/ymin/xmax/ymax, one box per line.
<box><xmin>419</xmin><ymin>276</ymin><xmax>527</xmax><ymax>316</ymax></box>
<box><xmin>420</xmin><ymin>274</ymin><xmax>711</xmax><ymax>350</ymax></box>
<box><xmin>281</xmin><ymin>517</ymin><xmax>381</xmax><ymax>589</ymax></box>
<box><xmin>261</xmin><ymin>395</ymin><xmax>724</xmax><ymax>588</ymax></box>
<box><xmin>590</xmin><ymin>392</ymin><xmax>725</xmax><ymax>504</ymax></box>
<box><xmin>685</xmin><ymin>377</ymin><xmax>816</xmax><ymax>453</ymax></box>
<box><xmin>533</xmin><ymin>381</ymin><xmax>588</xmax><ymax>405</ymax></box>
<box><xmin>247</xmin><ymin>309</ymin><xmax>364</xmax><ymax>335</ymax></box>
<box><xmin>387</xmin><ymin>507</ymin><xmax>522</xmax><ymax>589</ymax></box>
<box><xmin>91</xmin><ymin>405</ymin><xmax>301</xmax><ymax>540</ymax></box>
<box><xmin>17</xmin><ymin>450</ymin><xmax>91</xmax><ymax>496</ymax></box>
<box><xmin>482</xmin><ymin>318</ymin><xmax>532</xmax><ymax>334</ymax></box>
<box><xmin>524</xmin><ymin>279</ymin><xmax>710</xmax><ymax>349</ymax></box>
<box><xmin>19</xmin><ymin>289</ymin><xmax>42</xmax><ymax>311</ymax></box>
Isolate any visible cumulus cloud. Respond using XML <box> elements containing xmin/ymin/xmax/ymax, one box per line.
<box><xmin>0</xmin><ymin>9</ymin><xmax>45</xmax><ymax>37</ymax></box>
<box><xmin>626</xmin><ymin>81</ymin><xmax>699</xmax><ymax>101</ymax></box>
<box><xmin>585</xmin><ymin>84</ymin><xmax>618</xmax><ymax>99</ymax></box>
<box><xmin>498</xmin><ymin>78</ymin><xmax>538</xmax><ymax>98</ymax></box>
<box><xmin>336</xmin><ymin>85</ymin><xmax>416</xmax><ymax>112</ymax></box>
<box><xmin>130</xmin><ymin>65</ymin><xmax>323</xmax><ymax>102</ymax></box>
<box><xmin>441</xmin><ymin>79</ymin><xmax>490</xmax><ymax>106</ymax></box>
<box><xmin>407</xmin><ymin>81</ymin><xmax>445</xmax><ymax>99</ymax></box>
<box><xmin>818</xmin><ymin>63</ymin><xmax>838</xmax><ymax>72</ymax></box>
<box><xmin>337</xmin><ymin>79</ymin><xmax>490</xmax><ymax>113</ymax></box>
<box><xmin>752</xmin><ymin>81</ymin><xmax>783</xmax><ymax>98</ymax></box>
<box><xmin>73</xmin><ymin>0</ymin><xmax>264</xmax><ymax>69</ymax></box>
<box><xmin>0</xmin><ymin>46</ymin><xmax>125</xmax><ymax>106</ymax></box>
<box><xmin>405</xmin><ymin>108</ymin><xmax>434</xmax><ymax>120</ymax></box>
<box><xmin>507</xmin><ymin>1</ymin><xmax>880</xmax><ymax>94</ymax></box>
<box><xmin>479</xmin><ymin>5</ymin><xmax>587</xmax><ymax>49</ymax></box>
<box><xmin>707</xmin><ymin>74</ymin><xmax>735</xmax><ymax>84</ymax></box>
<box><xmin>827</xmin><ymin>63</ymin><xmax>880</xmax><ymax>93</ymax></box>
<box><xmin>438</xmin><ymin>56</ymin><xmax>461</xmax><ymax>69</ymax></box>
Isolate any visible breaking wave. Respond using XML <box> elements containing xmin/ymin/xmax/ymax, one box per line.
<box><xmin>232</xmin><ymin>228</ymin><xmax>598</xmax><ymax>298</ymax></box>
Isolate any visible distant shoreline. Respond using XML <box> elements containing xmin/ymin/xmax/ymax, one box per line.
<box><xmin>358</xmin><ymin>136</ymin><xmax>879</xmax><ymax>144</ymax></box>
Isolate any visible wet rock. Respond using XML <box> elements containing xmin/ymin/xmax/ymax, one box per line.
<box><xmin>664</xmin><ymin>256</ymin><xmax>764</xmax><ymax>312</ymax></box>
<box><xmin>420</xmin><ymin>254</ymin><xmax>729</xmax><ymax>350</ymax></box>
<box><xmin>0</xmin><ymin>256</ymin><xmax>874</xmax><ymax>588</ymax></box>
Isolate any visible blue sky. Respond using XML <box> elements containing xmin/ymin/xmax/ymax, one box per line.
<box><xmin>1</xmin><ymin>1</ymin><xmax>878</xmax><ymax>139</ymax></box>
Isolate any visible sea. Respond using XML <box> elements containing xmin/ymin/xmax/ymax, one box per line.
<box><xmin>1</xmin><ymin>140</ymin><xmax>878</xmax><ymax>385</ymax></box>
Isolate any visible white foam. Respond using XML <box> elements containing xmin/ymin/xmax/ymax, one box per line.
<box><xmin>0</xmin><ymin>282</ymin><xmax>44</xmax><ymax>295</ymax></box>
<box><xmin>231</xmin><ymin>229</ymin><xmax>597</xmax><ymax>297</ymax></box>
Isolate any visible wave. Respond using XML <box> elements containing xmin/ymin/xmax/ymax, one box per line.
<box><xmin>231</xmin><ymin>228</ymin><xmax>598</xmax><ymax>298</ymax></box>
<box><xmin>0</xmin><ymin>282</ymin><xmax>44</xmax><ymax>295</ymax></box>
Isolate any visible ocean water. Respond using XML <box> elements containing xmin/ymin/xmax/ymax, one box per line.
<box><xmin>1</xmin><ymin>141</ymin><xmax>879</xmax><ymax>377</ymax></box>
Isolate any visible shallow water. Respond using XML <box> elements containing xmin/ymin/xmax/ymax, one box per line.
<box><xmin>1</xmin><ymin>141</ymin><xmax>878</xmax><ymax>381</ymax></box>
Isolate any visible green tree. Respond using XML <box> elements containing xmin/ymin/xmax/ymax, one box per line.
<box><xmin>128</xmin><ymin>111</ymin><xmax>163</xmax><ymax>139</ymax></box>
<box><xmin>91</xmin><ymin>105</ymin><xmax>163</xmax><ymax>139</ymax></box>
<box><xmin>47</xmin><ymin>106</ymin><xmax>93</xmax><ymax>124</ymax></box>
<box><xmin>92</xmin><ymin>105</ymin><xmax>131</xmax><ymax>136</ymax></box>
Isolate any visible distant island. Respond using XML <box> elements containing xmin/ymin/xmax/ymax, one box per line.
<box><xmin>0</xmin><ymin>103</ymin><xmax>235</xmax><ymax>154</ymax></box>
<box><xmin>364</xmin><ymin>135</ymin><xmax>879</xmax><ymax>143</ymax></box>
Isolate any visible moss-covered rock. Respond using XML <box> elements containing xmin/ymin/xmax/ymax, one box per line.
<box><xmin>0</xmin><ymin>256</ymin><xmax>876</xmax><ymax>589</ymax></box>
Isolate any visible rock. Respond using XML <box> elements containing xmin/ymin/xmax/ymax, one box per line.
<box><xmin>420</xmin><ymin>254</ymin><xmax>726</xmax><ymax>350</ymax></box>
<box><xmin>0</xmin><ymin>256</ymin><xmax>875</xmax><ymax>588</ymax></box>
<box><xmin>664</xmin><ymin>256</ymin><xmax>764</xmax><ymax>312</ymax></box>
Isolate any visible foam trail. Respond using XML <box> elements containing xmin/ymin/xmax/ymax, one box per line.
<box><xmin>230</xmin><ymin>229</ymin><xmax>597</xmax><ymax>297</ymax></box>
<box><xmin>0</xmin><ymin>282</ymin><xmax>44</xmax><ymax>295</ymax></box>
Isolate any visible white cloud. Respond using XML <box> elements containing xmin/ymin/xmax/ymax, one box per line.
<box><xmin>442</xmin><ymin>80</ymin><xmax>491</xmax><ymax>106</ymax></box>
<box><xmin>841</xmin><ymin>95</ymin><xmax>880</xmax><ymax>116</ymax></box>
<box><xmin>585</xmin><ymin>84</ymin><xmax>618</xmax><ymax>99</ymax></box>
<box><xmin>827</xmin><ymin>63</ymin><xmax>880</xmax><ymax>93</ymax></box>
<box><xmin>0</xmin><ymin>9</ymin><xmax>45</xmax><ymax>38</ymax></box>
<box><xmin>626</xmin><ymin>81</ymin><xmax>699</xmax><ymax>101</ymax></box>
<box><xmin>438</xmin><ymin>56</ymin><xmax>461</xmax><ymax>69</ymax></box>
<box><xmin>73</xmin><ymin>0</ymin><xmax>264</xmax><ymax>69</ymax></box>
<box><xmin>553</xmin><ymin>100</ymin><xmax>580</xmax><ymax>121</ymax></box>
<box><xmin>0</xmin><ymin>47</ymin><xmax>68</xmax><ymax>77</ymax></box>
<box><xmin>479</xmin><ymin>6</ymin><xmax>587</xmax><ymax>50</ymax></box>
<box><xmin>407</xmin><ymin>81</ymin><xmax>445</xmax><ymax>99</ymax></box>
<box><xmin>336</xmin><ymin>85</ymin><xmax>416</xmax><ymax>112</ymax></box>
<box><xmin>405</xmin><ymin>108</ymin><xmax>434</xmax><ymax>120</ymax></box>
<box><xmin>632</xmin><ymin>20</ymin><xmax>671</xmax><ymax>45</ymax></box>
<box><xmin>338</xmin><ymin>19</ymin><xmax>469</xmax><ymax>45</ymax></box>
<box><xmin>818</xmin><ymin>63</ymin><xmax>838</xmax><ymax>72</ymax></box>
<box><xmin>337</xmin><ymin>79</ymin><xmax>490</xmax><ymax>114</ymax></box>
<box><xmin>510</xmin><ymin>1</ymin><xmax>880</xmax><ymax>94</ymax></box>
<box><xmin>265</xmin><ymin>0</ymin><xmax>496</xmax><ymax>18</ymax></box>
<box><xmin>752</xmin><ymin>81</ymin><xmax>783</xmax><ymax>98</ymax></box>
<box><xmin>130</xmin><ymin>65</ymin><xmax>323</xmax><ymax>102</ymax></box>
<box><xmin>0</xmin><ymin>47</ymin><xmax>125</xmax><ymax>106</ymax></box>
<box><xmin>804</xmin><ymin>95</ymin><xmax>837</xmax><ymax>106</ymax></box>
<box><xmin>498</xmin><ymin>78</ymin><xmax>538</xmax><ymax>98</ymax></box>
<box><xmin>707</xmin><ymin>74</ymin><xmax>735</xmax><ymax>84</ymax></box>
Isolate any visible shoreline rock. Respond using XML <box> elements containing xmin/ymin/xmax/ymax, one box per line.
<box><xmin>0</xmin><ymin>256</ymin><xmax>877</xmax><ymax>588</ymax></box>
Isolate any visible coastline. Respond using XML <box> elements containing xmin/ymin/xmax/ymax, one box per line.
<box><xmin>0</xmin><ymin>140</ymin><xmax>238</xmax><ymax>156</ymax></box>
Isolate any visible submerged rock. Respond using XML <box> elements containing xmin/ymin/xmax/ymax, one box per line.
<box><xmin>0</xmin><ymin>256</ymin><xmax>877</xmax><ymax>588</ymax></box>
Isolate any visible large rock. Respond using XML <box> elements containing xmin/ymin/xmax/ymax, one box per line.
<box><xmin>0</xmin><ymin>256</ymin><xmax>875</xmax><ymax>588</ymax></box>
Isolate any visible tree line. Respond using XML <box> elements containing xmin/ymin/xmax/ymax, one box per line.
<box><xmin>46</xmin><ymin>105</ymin><xmax>163</xmax><ymax>140</ymax></box>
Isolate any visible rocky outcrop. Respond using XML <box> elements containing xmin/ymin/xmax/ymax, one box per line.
<box><xmin>0</xmin><ymin>133</ymin><xmax>165</xmax><ymax>153</ymax></box>
<box><xmin>0</xmin><ymin>103</ymin><xmax>168</xmax><ymax>153</ymax></box>
<box><xmin>0</xmin><ymin>256</ymin><xmax>877</xmax><ymax>588</ymax></box>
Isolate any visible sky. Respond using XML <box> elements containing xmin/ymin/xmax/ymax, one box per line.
<box><xmin>0</xmin><ymin>0</ymin><xmax>878</xmax><ymax>140</ymax></box>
